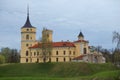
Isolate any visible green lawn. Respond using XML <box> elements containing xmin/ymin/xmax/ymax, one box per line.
<box><xmin>0</xmin><ymin>62</ymin><xmax>120</xmax><ymax>80</ymax></box>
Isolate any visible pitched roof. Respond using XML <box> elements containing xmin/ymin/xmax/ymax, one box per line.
<box><xmin>29</xmin><ymin>42</ymin><xmax>75</xmax><ymax>48</ymax></box>
<box><xmin>22</xmin><ymin>16</ymin><xmax>33</xmax><ymax>28</ymax></box>
<box><xmin>22</xmin><ymin>6</ymin><xmax>34</xmax><ymax>28</ymax></box>
<box><xmin>78</xmin><ymin>32</ymin><xmax>84</xmax><ymax>37</ymax></box>
<box><xmin>73</xmin><ymin>55</ymin><xmax>85</xmax><ymax>60</ymax></box>
<box><xmin>53</xmin><ymin>42</ymin><xmax>75</xmax><ymax>47</ymax></box>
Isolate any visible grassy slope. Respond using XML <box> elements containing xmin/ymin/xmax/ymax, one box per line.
<box><xmin>0</xmin><ymin>62</ymin><xmax>120</xmax><ymax>80</ymax></box>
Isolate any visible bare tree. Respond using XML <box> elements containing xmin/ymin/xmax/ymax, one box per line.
<box><xmin>112</xmin><ymin>31</ymin><xmax>120</xmax><ymax>65</ymax></box>
<box><xmin>41</xmin><ymin>28</ymin><xmax>53</xmax><ymax>63</ymax></box>
<box><xmin>113</xmin><ymin>31</ymin><xmax>120</xmax><ymax>48</ymax></box>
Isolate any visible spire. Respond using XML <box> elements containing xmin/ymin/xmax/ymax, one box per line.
<box><xmin>78</xmin><ymin>31</ymin><xmax>84</xmax><ymax>37</ymax></box>
<box><xmin>27</xmin><ymin>4</ymin><xmax>29</xmax><ymax>17</ymax></box>
<box><xmin>78</xmin><ymin>31</ymin><xmax>84</xmax><ymax>40</ymax></box>
<box><xmin>22</xmin><ymin>5</ymin><xmax>33</xmax><ymax>28</ymax></box>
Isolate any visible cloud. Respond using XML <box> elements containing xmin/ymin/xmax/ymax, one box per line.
<box><xmin>0</xmin><ymin>0</ymin><xmax>120</xmax><ymax>49</ymax></box>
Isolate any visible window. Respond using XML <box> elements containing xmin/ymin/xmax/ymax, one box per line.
<box><xmin>49</xmin><ymin>58</ymin><xmax>51</xmax><ymax>62</ymax></box>
<box><xmin>63</xmin><ymin>51</ymin><xmax>66</xmax><ymax>55</ymax></box>
<box><xmin>26</xmin><ymin>58</ymin><xmax>28</xmax><ymax>62</ymax></box>
<box><xmin>37</xmin><ymin>52</ymin><xmax>39</xmax><ymax>56</ymax></box>
<box><xmin>69</xmin><ymin>58</ymin><xmax>71</xmax><ymax>62</ymax></box>
<box><xmin>31</xmin><ymin>37</ymin><xmax>32</xmax><ymax>40</ymax></box>
<box><xmin>26</xmin><ymin>35</ymin><xmax>29</xmax><ymax>40</ymax></box>
<box><xmin>30</xmin><ymin>29</ymin><xmax>32</xmax><ymax>31</ymax></box>
<box><xmin>64</xmin><ymin>58</ymin><xmax>66</xmax><ymax>62</ymax></box>
<box><xmin>37</xmin><ymin>58</ymin><xmax>39</xmax><ymax>63</ymax></box>
<box><xmin>69</xmin><ymin>51</ymin><xmax>71</xmax><ymax>55</ymax></box>
<box><xmin>26</xmin><ymin>51</ymin><xmax>28</xmax><ymax>56</ymax></box>
<box><xmin>56</xmin><ymin>51</ymin><xmax>58</xmax><ymax>55</ymax></box>
<box><xmin>47</xmin><ymin>34</ymin><xmax>49</xmax><ymax>38</ymax></box>
<box><xmin>84</xmin><ymin>48</ymin><xmax>87</xmax><ymax>54</ymax></box>
<box><xmin>56</xmin><ymin>58</ymin><xmax>58</xmax><ymax>62</ymax></box>
<box><xmin>26</xmin><ymin>44</ymin><xmax>29</xmax><ymax>47</ymax></box>
<box><xmin>73</xmin><ymin>51</ymin><xmax>75</xmax><ymax>55</ymax></box>
<box><xmin>26</xmin><ymin>29</ymin><xmax>29</xmax><ymax>31</ymax></box>
<box><xmin>34</xmin><ymin>52</ymin><xmax>36</xmax><ymax>56</ymax></box>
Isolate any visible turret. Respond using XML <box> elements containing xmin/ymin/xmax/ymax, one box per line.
<box><xmin>42</xmin><ymin>28</ymin><xmax>53</xmax><ymax>42</ymax></box>
<box><xmin>78</xmin><ymin>31</ymin><xmax>84</xmax><ymax>40</ymax></box>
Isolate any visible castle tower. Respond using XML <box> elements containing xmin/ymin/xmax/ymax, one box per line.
<box><xmin>42</xmin><ymin>28</ymin><xmax>53</xmax><ymax>42</ymax></box>
<box><xmin>74</xmin><ymin>31</ymin><xmax>89</xmax><ymax>56</ymax></box>
<box><xmin>20</xmin><ymin>6</ymin><xmax>36</xmax><ymax>63</ymax></box>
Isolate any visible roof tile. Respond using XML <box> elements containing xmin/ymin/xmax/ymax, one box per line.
<box><xmin>29</xmin><ymin>42</ymin><xmax>75</xmax><ymax>48</ymax></box>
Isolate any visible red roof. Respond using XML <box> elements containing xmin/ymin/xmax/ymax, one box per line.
<box><xmin>73</xmin><ymin>55</ymin><xmax>85</xmax><ymax>60</ymax></box>
<box><xmin>74</xmin><ymin>40</ymin><xmax>89</xmax><ymax>43</ymax></box>
<box><xmin>29</xmin><ymin>42</ymin><xmax>75</xmax><ymax>48</ymax></box>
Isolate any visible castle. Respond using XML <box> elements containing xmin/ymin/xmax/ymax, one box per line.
<box><xmin>20</xmin><ymin>8</ymin><xmax>105</xmax><ymax>63</ymax></box>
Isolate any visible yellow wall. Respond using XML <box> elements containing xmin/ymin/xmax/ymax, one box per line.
<box><xmin>20</xmin><ymin>27</ymin><xmax>36</xmax><ymax>63</ymax></box>
<box><xmin>24</xmin><ymin>47</ymin><xmax>76</xmax><ymax>63</ymax></box>
<box><xmin>20</xmin><ymin>28</ymin><xmax>90</xmax><ymax>63</ymax></box>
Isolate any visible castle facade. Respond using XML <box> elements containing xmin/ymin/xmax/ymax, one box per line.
<box><xmin>20</xmin><ymin>8</ymin><xmax>105</xmax><ymax>63</ymax></box>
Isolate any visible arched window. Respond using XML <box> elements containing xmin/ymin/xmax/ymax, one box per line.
<box><xmin>26</xmin><ymin>51</ymin><xmax>28</xmax><ymax>56</ymax></box>
<box><xmin>64</xmin><ymin>58</ymin><xmax>66</xmax><ymax>62</ymax></box>
<box><xmin>69</xmin><ymin>51</ymin><xmax>71</xmax><ymax>55</ymax></box>
<box><xmin>26</xmin><ymin>29</ymin><xmax>29</xmax><ymax>31</ymax></box>
<box><xmin>73</xmin><ymin>51</ymin><xmax>75</xmax><ymax>55</ymax></box>
<box><xmin>49</xmin><ymin>58</ymin><xmax>51</xmax><ymax>62</ymax></box>
<box><xmin>37</xmin><ymin>58</ymin><xmax>39</xmax><ymax>63</ymax></box>
<box><xmin>63</xmin><ymin>51</ymin><xmax>66</xmax><ymax>55</ymax></box>
<box><xmin>26</xmin><ymin>44</ymin><xmax>29</xmax><ymax>47</ymax></box>
<box><xmin>47</xmin><ymin>34</ymin><xmax>49</xmax><ymax>38</ymax></box>
<box><xmin>26</xmin><ymin>35</ymin><xmax>29</xmax><ymax>40</ymax></box>
<box><xmin>56</xmin><ymin>58</ymin><xmax>58</xmax><ymax>62</ymax></box>
<box><xmin>34</xmin><ymin>52</ymin><xmax>36</xmax><ymax>56</ymax></box>
<box><xmin>84</xmin><ymin>48</ymin><xmax>87</xmax><ymax>54</ymax></box>
<box><xmin>69</xmin><ymin>58</ymin><xmax>71</xmax><ymax>62</ymax></box>
<box><xmin>56</xmin><ymin>51</ymin><xmax>58</xmax><ymax>55</ymax></box>
<box><xmin>26</xmin><ymin>58</ymin><xmax>28</xmax><ymax>62</ymax></box>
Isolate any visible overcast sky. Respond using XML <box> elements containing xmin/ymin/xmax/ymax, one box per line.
<box><xmin>0</xmin><ymin>0</ymin><xmax>120</xmax><ymax>50</ymax></box>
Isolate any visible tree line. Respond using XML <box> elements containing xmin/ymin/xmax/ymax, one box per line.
<box><xmin>0</xmin><ymin>47</ymin><xmax>20</xmax><ymax>64</ymax></box>
<box><xmin>92</xmin><ymin>31</ymin><xmax>120</xmax><ymax>66</ymax></box>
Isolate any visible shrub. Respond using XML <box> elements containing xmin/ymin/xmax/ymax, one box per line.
<box><xmin>0</xmin><ymin>55</ymin><xmax>5</xmax><ymax>64</ymax></box>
